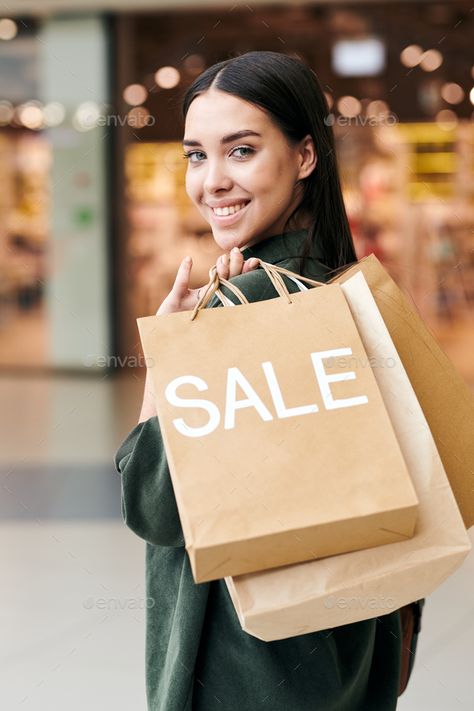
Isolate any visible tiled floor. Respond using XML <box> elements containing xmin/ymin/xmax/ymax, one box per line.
<box><xmin>1</xmin><ymin>371</ymin><xmax>473</xmax><ymax>710</ymax></box>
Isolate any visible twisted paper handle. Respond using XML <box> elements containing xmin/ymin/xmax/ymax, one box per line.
<box><xmin>189</xmin><ymin>259</ymin><xmax>326</xmax><ymax>320</ymax></box>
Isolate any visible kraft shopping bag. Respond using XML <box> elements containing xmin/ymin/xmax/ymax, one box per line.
<box><xmin>225</xmin><ymin>269</ymin><xmax>471</xmax><ymax>640</ymax></box>
<box><xmin>331</xmin><ymin>254</ymin><xmax>474</xmax><ymax>529</ymax></box>
<box><xmin>137</xmin><ymin>260</ymin><xmax>418</xmax><ymax>583</ymax></box>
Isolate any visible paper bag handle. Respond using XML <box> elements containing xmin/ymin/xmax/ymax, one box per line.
<box><xmin>190</xmin><ymin>259</ymin><xmax>326</xmax><ymax>320</ymax></box>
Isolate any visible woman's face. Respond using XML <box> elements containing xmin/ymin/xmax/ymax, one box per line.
<box><xmin>183</xmin><ymin>88</ymin><xmax>316</xmax><ymax>252</ymax></box>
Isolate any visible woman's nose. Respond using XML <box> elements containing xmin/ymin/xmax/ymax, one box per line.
<box><xmin>203</xmin><ymin>161</ymin><xmax>233</xmax><ymax>194</ymax></box>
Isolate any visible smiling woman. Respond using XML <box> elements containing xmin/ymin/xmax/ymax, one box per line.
<box><xmin>114</xmin><ymin>50</ymin><xmax>407</xmax><ymax>711</ymax></box>
<box><xmin>182</xmin><ymin>103</ymin><xmax>314</xmax><ymax>249</ymax></box>
<box><xmin>181</xmin><ymin>51</ymin><xmax>356</xmax><ymax>269</ymax></box>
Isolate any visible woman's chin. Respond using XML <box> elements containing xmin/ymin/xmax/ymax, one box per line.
<box><xmin>210</xmin><ymin>224</ymin><xmax>245</xmax><ymax>249</ymax></box>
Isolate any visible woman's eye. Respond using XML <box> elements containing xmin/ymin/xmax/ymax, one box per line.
<box><xmin>231</xmin><ymin>146</ymin><xmax>254</xmax><ymax>159</ymax></box>
<box><xmin>182</xmin><ymin>146</ymin><xmax>255</xmax><ymax>163</ymax></box>
<box><xmin>183</xmin><ymin>151</ymin><xmax>205</xmax><ymax>163</ymax></box>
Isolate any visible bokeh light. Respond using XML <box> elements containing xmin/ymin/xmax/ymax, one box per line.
<box><xmin>400</xmin><ymin>45</ymin><xmax>423</xmax><ymax>68</ymax></box>
<box><xmin>74</xmin><ymin>101</ymin><xmax>101</xmax><ymax>131</ymax></box>
<box><xmin>441</xmin><ymin>83</ymin><xmax>464</xmax><ymax>105</ymax></box>
<box><xmin>0</xmin><ymin>18</ymin><xmax>17</xmax><ymax>40</ymax></box>
<box><xmin>127</xmin><ymin>106</ymin><xmax>152</xmax><ymax>128</ymax></box>
<box><xmin>419</xmin><ymin>49</ymin><xmax>443</xmax><ymax>72</ymax></box>
<box><xmin>43</xmin><ymin>102</ymin><xmax>66</xmax><ymax>127</ymax></box>
<box><xmin>154</xmin><ymin>66</ymin><xmax>180</xmax><ymax>89</ymax></box>
<box><xmin>17</xmin><ymin>102</ymin><xmax>44</xmax><ymax>130</ymax></box>
<box><xmin>123</xmin><ymin>84</ymin><xmax>147</xmax><ymax>106</ymax></box>
<box><xmin>366</xmin><ymin>99</ymin><xmax>390</xmax><ymax>119</ymax></box>
<box><xmin>337</xmin><ymin>95</ymin><xmax>362</xmax><ymax>117</ymax></box>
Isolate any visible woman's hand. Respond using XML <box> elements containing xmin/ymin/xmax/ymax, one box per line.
<box><xmin>156</xmin><ymin>247</ymin><xmax>259</xmax><ymax>316</ymax></box>
<box><xmin>138</xmin><ymin>248</ymin><xmax>259</xmax><ymax>422</ymax></box>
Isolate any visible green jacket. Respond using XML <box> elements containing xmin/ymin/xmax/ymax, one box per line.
<box><xmin>114</xmin><ymin>229</ymin><xmax>402</xmax><ymax>711</ymax></box>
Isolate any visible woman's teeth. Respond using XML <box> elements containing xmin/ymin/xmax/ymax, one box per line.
<box><xmin>212</xmin><ymin>202</ymin><xmax>248</xmax><ymax>216</ymax></box>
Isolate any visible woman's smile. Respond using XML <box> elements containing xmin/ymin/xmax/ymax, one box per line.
<box><xmin>208</xmin><ymin>199</ymin><xmax>251</xmax><ymax>225</ymax></box>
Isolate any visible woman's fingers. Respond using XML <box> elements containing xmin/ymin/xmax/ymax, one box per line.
<box><xmin>228</xmin><ymin>247</ymin><xmax>244</xmax><ymax>277</ymax></box>
<box><xmin>215</xmin><ymin>249</ymin><xmax>259</xmax><ymax>280</ymax></box>
<box><xmin>158</xmin><ymin>251</ymin><xmax>259</xmax><ymax>316</ymax></box>
<box><xmin>216</xmin><ymin>254</ymin><xmax>230</xmax><ymax>280</ymax></box>
<box><xmin>172</xmin><ymin>256</ymin><xmax>193</xmax><ymax>299</ymax></box>
<box><xmin>243</xmin><ymin>258</ymin><xmax>259</xmax><ymax>273</ymax></box>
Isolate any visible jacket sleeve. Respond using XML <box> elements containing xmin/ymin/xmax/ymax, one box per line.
<box><xmin>114</xmin><ymin>415</ymin><xmax>185</xmax><ymax>547</ymax></box>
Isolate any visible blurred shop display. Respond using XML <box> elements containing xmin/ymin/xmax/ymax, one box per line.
<box><xmin>0</xmin><ymin>14</ymin><xmax>111</xmax><ymax>370</ymax></box>
<box><xmin>0</xmin><ymin>132</ymin><xmax>51</xmax><ymax>364</ymax></box>
<box><xmin>338</xmin><ymin>120</ymin><xmax>474</xmax><ymax>384</ymax></box>
<box><xmin>339</xmin><ymin>122</ymin><xmax>474</xmax><ymax>316</ymax></box>
<box><xmin>0</xmin><ymin>16</ymin><xmax>51</xmax><ymax>367</ymax></box>
<box><xmin>387</xmin><ymin>122</ymin><xmax>474</xmax><ymax>327</ymax></box>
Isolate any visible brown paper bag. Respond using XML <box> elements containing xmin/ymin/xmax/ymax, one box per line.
<box><xmin>331</xmin><ymin>254</ymin><xmax>474</xmax><ymax>529</ymax></box>
<box><xmin>137</xmin><ymin>261</ymin><xmax>418</xmax><ymax>583</ymax></box>
<box><xmin>225</xmin><ymin>270</ymin><xmax>471</xmax><ymax>640</ymax></box>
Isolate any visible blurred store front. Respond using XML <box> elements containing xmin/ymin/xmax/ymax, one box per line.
<box><xmin>0</xmin><ymin>14</ymin><xmax>111</xmax><ymax>370</ymax></box>
<box><xmin>1</xmin><ymin>2</ymin><xmax>473</xmax><ymax>381</ymax></box>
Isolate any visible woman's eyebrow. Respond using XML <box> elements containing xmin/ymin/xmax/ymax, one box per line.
<box><xmin>183</xmin><ymin>130</ymin><xmax>262</xmax><ymax>147</ymax></box>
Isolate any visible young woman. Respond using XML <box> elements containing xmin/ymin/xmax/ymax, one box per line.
<box><xmin>114</xmin><ymin>50</ymin><xmax>403</xmax><ymax>710</ymax></box>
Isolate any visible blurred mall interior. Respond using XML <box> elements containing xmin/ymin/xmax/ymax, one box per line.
<box><xmin>1</xmin><ymin>2</ymin><xmax>473</xmax><ymax>710</ymax></box>
<box><xmin>0</xmin><ymin>2</ymin><xmax>473</xmax><ymax>377</ymax></box>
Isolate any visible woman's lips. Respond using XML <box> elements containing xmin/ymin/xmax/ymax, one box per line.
<box><xmin>209</xmin><ymin>200</ymin><xmax>251</xmax><ymax>226</ymax></box>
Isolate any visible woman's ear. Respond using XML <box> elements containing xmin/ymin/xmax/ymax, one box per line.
<box><xmin>297</xmin><ymin>134</ymin><xmax>317</xmax><ymax>180</ymax></box>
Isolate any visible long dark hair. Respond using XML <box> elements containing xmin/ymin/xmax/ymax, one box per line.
<box><xmin>181</xmin><ymin>50</ymin><xmax>357</xmax><ymax>273</ymax></box>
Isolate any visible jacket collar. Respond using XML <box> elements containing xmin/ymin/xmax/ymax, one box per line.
<box><xmin>240</xmin><ymin>229</ymin><xmax>323</xmax><ymax>266</ymax></box>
